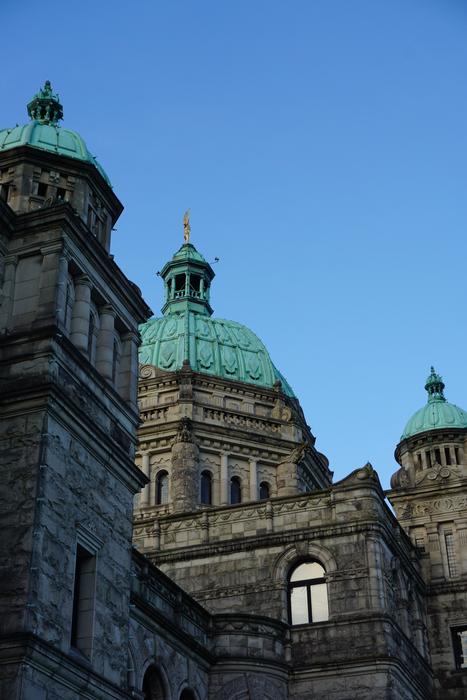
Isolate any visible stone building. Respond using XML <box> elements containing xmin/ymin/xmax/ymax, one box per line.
<box><xmin>0</xmin><ymin>83</ymin><xmax>466</xmax><ymax>700</ymax></box>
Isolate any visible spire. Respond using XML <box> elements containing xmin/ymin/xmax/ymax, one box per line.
<box><xmin>425</xmin><ymin>366</ymin><xmax>446</xmax><ymax>403</ymax></box>
<box><xmin>27</xmin><ymin>81</ymin><xmax>63</xmax><ymax>125</ymax></box>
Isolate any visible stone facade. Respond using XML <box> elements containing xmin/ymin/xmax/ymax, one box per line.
<box><xmin>1</xmin><ymin>88</ymin><xmax>467</xmax><ymax>700</ymax></box>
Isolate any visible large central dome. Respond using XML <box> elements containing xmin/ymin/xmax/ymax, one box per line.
<box><xmin>139</xmin><ymin>238</ymin><xmax>295</xmax><ymax>397</ymax></box>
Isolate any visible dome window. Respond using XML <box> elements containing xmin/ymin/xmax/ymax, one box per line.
<box><xmin>156</xmin><ymin>471</ymin><xmax>169</xmax><ymax>505</ymax></box>
<box><xmin>200</xmin><ymin>470</ymin><xmax>212</xmax><ymax>505</ymax></box>
<box><xmin>230</xmin><ymin>476</ymin><xmax>241</xmax><ymax>505</ymax></box>
<box><xmin>259</xmin><ymin>482</ymin><xmax>270</xmax><ymax>500</ymax></box>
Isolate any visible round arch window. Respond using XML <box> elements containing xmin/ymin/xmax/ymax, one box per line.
<box><xmin>259</xmin><ymin>481</ymin><xmax>270</xmax><ymax>500</ymax></box>
<box><xmin>230</xmin><ymin>476</ymin><xmax>241</xmax><ymax>504</ymax></box>
<box><xmin>288</xmin><ymin>561</ymin><xmax>329</xmax><ymax>625</ymax></box>
<box><xmin>156</xmin><ymin>471</ymin><xmax>169</xmax><ymax>505</ymax></box>
<box><xmin>200</xmin><ymin>470</ymin><xmax>212</xmax><ymax>505</ymax></box>
<box><xmin>142</xmin><ymin>665</ymin><xmax>166</xmax><ymax>699</ymax></box>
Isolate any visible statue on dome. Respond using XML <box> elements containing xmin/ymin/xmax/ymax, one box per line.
<box><xmin>183</xmin><ymin>209</ymin><xmax>191</xmax><ymax>244</ymax></box>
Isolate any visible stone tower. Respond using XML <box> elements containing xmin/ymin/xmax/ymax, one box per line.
<box><xmin>0</xmin><ymin>82</ymin><xmax>151</xmax><ymax>698</ymax></box>
<box><xmin>134</xmin><ymin>236</ymin><xmax>332</xmax><ymax>531</ymax></box>
<box><xmin>388</xmin><ymin>368</ymin><xmax>467</xmax><ymax>698</ymax></box>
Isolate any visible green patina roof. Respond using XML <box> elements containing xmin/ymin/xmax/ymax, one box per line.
<box><xmin>0</xmin><ymin>81</ymin><xmax>110</xmax><ymax>185</ymax></box>
<box><xmin>401</xmin><ymin>367</ymin><xmax>467</xmax><ymax>439</ymax></box>
<box><xmin>139</xmin><ymin>239</ymin><xmax>295</xmax><ymax>397</ymax></box>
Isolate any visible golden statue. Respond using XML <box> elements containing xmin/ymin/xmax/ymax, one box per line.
<box><xmin>183</xmin><ymin>209</ymin><xmax>191</xmax><ymax>244</ymax></box>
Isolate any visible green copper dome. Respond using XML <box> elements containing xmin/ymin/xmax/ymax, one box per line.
<box><xmin>401</xmin><ymin>367</ymin><xmax>467</xmax><ymax>439</ymax></box>
<box><xmin>139</xmin><ymin>236</ymin><xmax>295</xmax><ymax>397</ymax></box>
<box><xmin>0</xmin><ymin>81</ymin><xmax>110</xmax><ymax>185</ymax></box>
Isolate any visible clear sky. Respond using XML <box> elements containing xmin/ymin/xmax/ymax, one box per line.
<box><xmin>4</xmin><ymin>1</ymin><xmax>467</xmax><ymax>487</ymax></box>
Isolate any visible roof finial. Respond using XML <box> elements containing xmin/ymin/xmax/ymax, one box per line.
<box><xmin>27</xmin><ymin>80</ymin><xmax>63</xmax><ymax>125</ymax></box>
<box><xmin>183</xmin><ymin>209</ymin><xmax>191</xmax><ymax>244</ymax></box>
<box><xmin>425</xmin><ymin>366</ymin><xmax>446</xmax><ymax>403</ymax></box>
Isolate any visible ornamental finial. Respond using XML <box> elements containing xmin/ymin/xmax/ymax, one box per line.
<box><xmin>183</xmin><ymin>209</ymin><xmax>191</xmax><ymax>244</ymax></box>
<box><xmin>27</xmin><ymin>80</ymin><xmax>63</xmax><ymax>125</ymax></box>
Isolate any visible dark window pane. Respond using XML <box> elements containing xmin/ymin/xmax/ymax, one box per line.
<box><xmin>259</xmin><ymin>482</ymin><xmax>270</xmax><ymax>500</ymax></box>
<box><xmin>230</xmin><ymin>476</ymin><xmax>241</xmax><ymax>504</ymax></box>
<box><xmin>201</xmin><ymin>471</ymin><xmax>212</xmax><ymax>505</ymax></box>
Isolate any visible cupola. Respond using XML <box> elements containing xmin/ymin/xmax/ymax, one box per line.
<box><xmin>401</xmin><ymin>367</ymin><xmax>467</xmax><ymax>440</ymax></box>
<box><xmin>159</xmin><ymin>212</ymin><xmax>215</xmax><ymax>317</ymax></box>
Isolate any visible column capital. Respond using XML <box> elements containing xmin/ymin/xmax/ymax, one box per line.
<box><xmin>99</xmin><ymin>304</ymin><xmax>116</xmax><ymax>318</ymax></box>
<box><xmin>75</xmin><ymin>274</ymin><xmax>93</xmax><ymax>288</ymax></box>
<box><xmin>121</xmin><ymin>329</ymin><xmax>141</xmax><ymax>345</ymax></box>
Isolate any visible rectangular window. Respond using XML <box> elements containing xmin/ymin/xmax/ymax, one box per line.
<box><xmin>425</xmin><ymin>450</ymin><xmax>432</xmax><ymax>468</ymax></box>
<box><xmin>0</xmin><ymin>183</ymin><xmax>10</xmax><ymax>202</ymax></box>
<box><xmin>57</xmin><ymin>187</ymin><xmax>66</xmax><ymax>200</ymax></box>
<box><xmin>455</xmin><ymin>447</ymin><xmax>460</xmax><ymax>464</ymax></box>
<box><xmin>71</xmin><ymin>543</ymin><xmax>96</xmax><ymax>659</ymax></box>
<box><xmin>452</xmin><ymin>627</ymin><xmax>467</xmax><ymax>670</ymax></box>
<box><xmin>37</xmin><ymin>182</ymin><xmax>48</xmax><ymax>197</ymax></box>
<box><xmin>415</xmin><ymin>537</ymin><xmax>426</xmax><ymax>553</ymax></box>
<box><xmin>445</xmin><ymin>533</ymin><xmax>459</xmax><ymax>578</ymax></box>
<box><xmin>435</xmin><ymin>448</ymin><xmax>441</xmax><ymax>464</ymax></box>
<box><xmin>445</xmin><ymin>447</ymin><xmax>452</xmax><ymax>466</ymax></box>
<box><xmin>417</xmin><ymin>453</ymin><xmax>422</xmax><ymax>469</ymax></box>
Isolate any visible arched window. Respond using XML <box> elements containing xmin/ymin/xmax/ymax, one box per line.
<box><xmin>200</xmin><ymin>470</ymin><xmax>212</xmax><ymax>505</ymax></box>
<box><xmin>179</xmin><ymin>690</ymin><xmax>196</xmax><ymax>700</ymax></box>
<box><xmin>156</xmin><ymin>471</ymin><xmax>169</xmax><ymax>505</ymax></box>
<box><xmin>142</xmin><ymin>665</ymin><xmax>166</xmax><ymax>699</ymax></box>
<box><xmin>230</xmin><ymin>476</ymin><xmax>241</xmax><ymax>504</ymax></box>
<box><xmin>259</xmin><ymin>481</ymin><xmax>270</xmax><ymax>500</ymax></box>
<box><xmin>288</xmin><ymin>561</ymin><xmax>329</xmax><ymax>625</ymax></box>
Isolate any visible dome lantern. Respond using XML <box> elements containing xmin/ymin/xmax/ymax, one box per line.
<box><xmin>27</xmin><ymin>80</ymin><xmax>63</xmax><ymax>125</ymax></box>
<box><xmin>425</xmin><ymin>366</ymin><xmax>445</xmax><ymax>403</ymax></box>
<box><xmin>159</xmin><ymin>214</ymin><xmax>215</xmax><ymax>318</ymax></box>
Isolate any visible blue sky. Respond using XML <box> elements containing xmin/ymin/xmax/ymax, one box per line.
<box><xmin>5</xmin><ymin>1</ymin><xmax>467</xmax><ymax>487</ymax></box>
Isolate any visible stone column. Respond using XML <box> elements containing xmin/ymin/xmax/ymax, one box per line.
<box><xmin>119</xmin><ymin>330</ymin><xmax>140</xmax><ymax>406</ymax></box>
<box><xmin>220</xmin><ymin>452</ymin><xmax>229</xmax><ymax>505</ymax></box>
<box><xmin>141</xmin><ymin>453</ymin><xmax>151</xmax><ymax>507</ymax></box>
<box><xmin>35</xmin><ymin>243</ymin><xmax>63</xmax><ymax>324</ymax></box>
<box><xmin>249</xmin><ymin>459</ymin><xmax>258</xmax><ymax>501</ymax></box>
<box><xmin>0</xmin><ymin>255</ymin><xmax>18</xmax><ymax>330</ymax></box>
<box><xmin>70</xmin><ymin>275</ymin><xmax>92</xmax><ymax>353</ymax></box>
<box><xmin>171</xmin><ymin>418</ymin><xmax>199</xmax><ymax>513</ymax></box>
<box><xmin>96</xmin><ymin>305</ymin><xmax>116</xmax><ymax>380</ymax></box>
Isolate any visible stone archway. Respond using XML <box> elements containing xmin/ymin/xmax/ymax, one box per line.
<box><xmin>142</xmin><ymin>665</ymin><xmax>166</xmax><ymax>700</ymax></box>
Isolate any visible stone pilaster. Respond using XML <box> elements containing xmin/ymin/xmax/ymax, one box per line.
<box><xmin>171</xmin><ymin>418</ymin><xmax>199</xmax><ymax>513</ymax></box>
